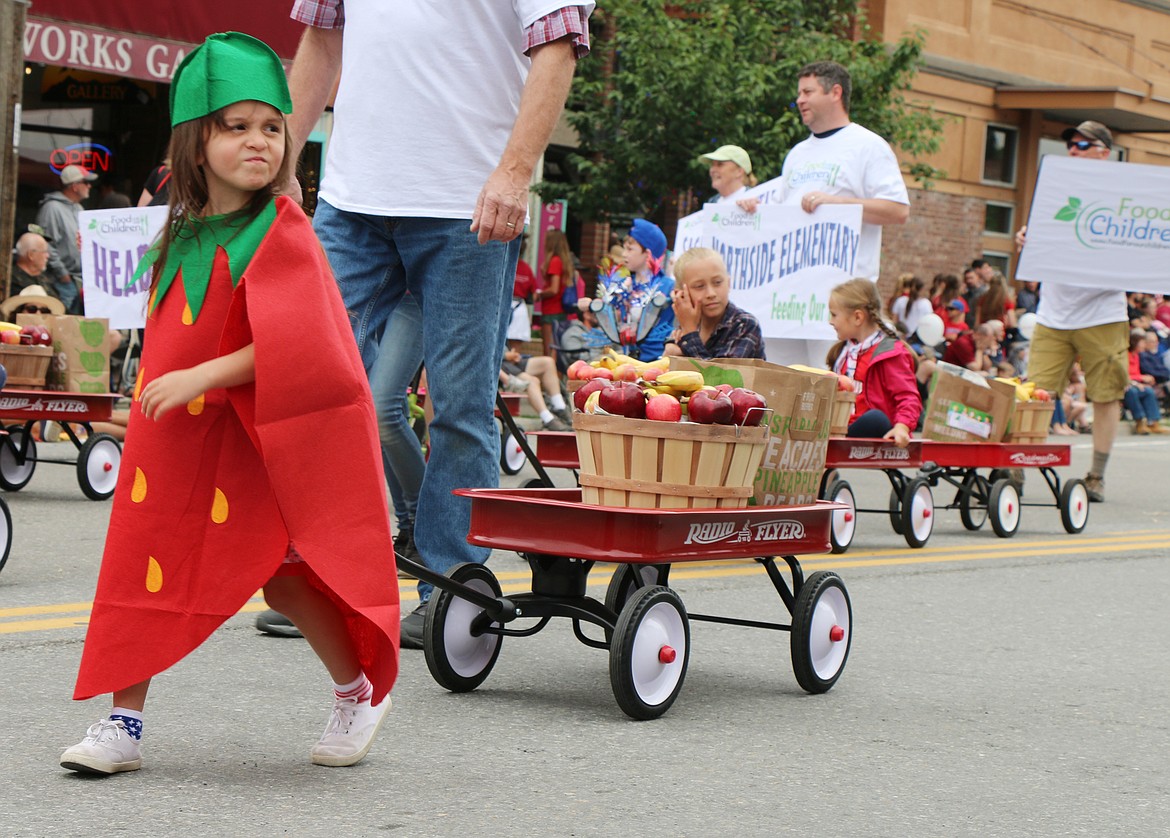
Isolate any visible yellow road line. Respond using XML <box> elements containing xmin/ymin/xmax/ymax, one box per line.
<box><xmin>3</xmin><ymin>533</ymin><xmax>1167</xmax><ymax>635</ymax></box>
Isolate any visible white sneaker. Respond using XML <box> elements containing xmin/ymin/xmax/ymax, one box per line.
<box><xmin>310</xmin><ymin>693</ymin><xmax>391</xmax><ymax>767</ymax></box>
<box><xmin>60</xmin><ymin>719</ymin><xmax>142</xmax><ymax>774</ymax></box>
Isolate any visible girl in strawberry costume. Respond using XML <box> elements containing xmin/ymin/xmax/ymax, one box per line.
<box><xmin>60</xmin><ymin>33</ymin><xmax>399</xmax><ymax>775</ymax></box>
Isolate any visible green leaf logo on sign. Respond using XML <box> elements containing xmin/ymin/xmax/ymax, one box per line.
<box><xmin>1054</xmin><ymin>197</ymin><xmax>1081</xmax><ymax>222</ymax></box>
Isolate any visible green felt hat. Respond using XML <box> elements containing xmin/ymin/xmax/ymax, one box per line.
<box><xmin>170</xmin><ymin>32</ymin><xmax>292</xmax><ymax>127</ymax></box>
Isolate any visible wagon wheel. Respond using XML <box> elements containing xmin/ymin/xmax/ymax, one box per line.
<box><xmin>790</xmin><ymin>571</ymin><xmax>852</xmax><ymax>693</ymax></box>
<box><xmin>988</xmin><ymin>479</ymin><xmax>1021</xmax><ymax>538</ymax></box>
<box><xmin>77</xmin><ymin>434</ymin><xmax>122</xmax><ymax>501</ymax></box>
<box><xmin>958</xmin><ymin>472</ymin><xmax>991</xmax><ymax>531</ymax></box>
<box><xmin>603</xmin><ymin>564</ymin><xmax>671</xmax><ymax>641</ymax></box>
<box><xmin>887</xmin><ymin>488</ymin><xmax>904</xmax><ymax>535</ymax></box>
<box><xmin>0</xmin><ymin>426</ymin><xmax>37</xmax><ymax>492</ymax></box>
<box><xmin>609</xmin><ymin>585</ymin><xmax>689</xmax><ymax>720</ymax></box>
<box><xmin>1059</xmin><ymin>479</ymin><xmax>1090</xmax><ymax>534</ymax></box>
<box><xmin>521</xmin><ymin>477</ymin><xmax>550</xmax><ymax>490</ymax></box>
<box><xmin>0</xmin><ymin>497</ymin><xmax>13</xmax><ymax>575</ymax></box>
<box><xmin>900</xmin><ymin>478</ymin><xmax>934</xmax><ymax>549</ymax></box>
<box><xmin>825</xmin><ymin>480</ymin><xmax>856</xmax><ymax>554</ymax></box>
<box><xmin>499</xmin><ymin>426</ymin><xmax>526</xmax><ymax>475</ymax></box>
<box><xmin>423</xmin><ymin>563</ymin><xmax>504</xmax><ymax>692</ymax></box>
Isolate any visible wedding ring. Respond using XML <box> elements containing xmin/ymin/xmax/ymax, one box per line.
<box><xmin>505</xmin><ymin>222</ymin><xmax>516</xmax><ymax>228</ymax></box>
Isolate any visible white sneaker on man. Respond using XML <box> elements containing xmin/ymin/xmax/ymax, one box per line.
<box><xmin>60</xmin><ymin>719</ymin><xmax>142</xmax><ymax>774</ymax></box>
<box><xmin>310</xmin><ymin>693</ymin><xmax>392</xmax><ymax>767</ymax></box>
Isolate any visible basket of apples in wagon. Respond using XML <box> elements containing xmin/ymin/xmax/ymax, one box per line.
<box><xmin>571</xmin><ymin>369</ymin><xmax>770</xmax><ymax>510</ymax></box>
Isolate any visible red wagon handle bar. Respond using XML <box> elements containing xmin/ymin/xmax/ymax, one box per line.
<box><xmin>395</xmin><ymin>553</ymin><xmax>521</xmax><ymax>621</ymax></box>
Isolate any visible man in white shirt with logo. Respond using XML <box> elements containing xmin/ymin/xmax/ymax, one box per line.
<box><xmin>743</xmin><ymin>60</ymin><xmax>910</xmax><ymax>366</ymax></box>
<box><xmin>1016</xmin><ymin>121</ymin><xmax>1128</xmax><ymax>503</ymax></box>
<box><xmin>269</xmin><ymin>1</ymin><xmax>595</xmax><ymax>648</ymax></box>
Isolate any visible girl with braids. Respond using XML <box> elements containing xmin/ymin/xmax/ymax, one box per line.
<box><xmin>826</xmin><ymin>278</ymin><xmax>922</xmax><ymax>447</ymax></box>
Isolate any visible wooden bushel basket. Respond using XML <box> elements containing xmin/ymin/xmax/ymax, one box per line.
<box><xmin>573</xmin><ymin>412</ymin><xmax>769</xmax><ymax>509</ymax></box>
<box><xmin>1005</xmin><ymin>400</ymin><xmax>1055</xmax><ymax>444</ymax></box>
<box><xmin>830</xmin><ymin>390</ymin><xmax>856</xmax><ymax>436</ymax></box>
<box><xmin>0</xmin><ymin>345</ymin><xmax>53</xmax><ymax>389</ymax></box>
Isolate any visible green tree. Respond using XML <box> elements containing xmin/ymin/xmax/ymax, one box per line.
<box><xmin>541</xmin><ymin>0</ymin><xmax>943</xmax><ymax>223</ymax></box>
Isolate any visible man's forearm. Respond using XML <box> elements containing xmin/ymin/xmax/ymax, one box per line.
<box><xmin>497</xmin><ymin>39</ymin><xmax>577</xmax><ymax>182</ymax></box>
<box><xmin>287</xmin><ymin>26</ymin><xmax>344</xmax><ymax>159</ymax></box>
<box><xmin>859</xmin><ymin>198</ymin><xmax>910</xmax><ymax>226</ymax></box>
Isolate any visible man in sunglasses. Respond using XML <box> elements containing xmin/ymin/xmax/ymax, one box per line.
<box><xmin>1015</xmin><ymin>120</ymin><xmax>1128</xmax><ymax>503</ymax></box>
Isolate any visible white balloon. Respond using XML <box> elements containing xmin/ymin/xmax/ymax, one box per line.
<box><xmin>1017</xmin><ymin>312</ymin><xmax>1038</xmax><ymax>340</ymax></box>
<box><xmin>916</xmin><ymin>313</ymin><xmax>944</xmax><ymax>347</ymax></box>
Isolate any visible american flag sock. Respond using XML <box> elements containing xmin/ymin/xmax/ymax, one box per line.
<box><xmin>110</xmin><ymin>707</ymin><xmax>144</xmax><ymax>740</ymax></box>
<box><xmin>333</xmin><ymin>673</ymin><xmax>373</xmax><ymax>704</ymax></box>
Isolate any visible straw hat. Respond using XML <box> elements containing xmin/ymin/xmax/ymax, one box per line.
<box><xmin>1</xmin><ymin>285</ymin><xmax>66</xmax><ymax>318</ymax></box>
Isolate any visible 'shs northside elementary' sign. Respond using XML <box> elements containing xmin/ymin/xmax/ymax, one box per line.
<box><xmin>1016</xmin><ymin>155</ymin><xmax>1170</xmax><ymax>295</ymax></box>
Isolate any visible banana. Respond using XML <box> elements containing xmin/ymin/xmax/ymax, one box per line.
<box><xmin>656</xmin><ymin>371</ymin><xmax>704</xmax><ymax>392</ymax></box>
<box><xmin>0</xmin><ymin>322</ymin><xmax>20</xmax><ymax>332</ymax></box>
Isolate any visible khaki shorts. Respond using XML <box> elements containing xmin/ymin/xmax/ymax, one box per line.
<box><xmin>1027</xmin><ymin>321</ymin><xmax>1129</xmax><ymax>403</ymax></box>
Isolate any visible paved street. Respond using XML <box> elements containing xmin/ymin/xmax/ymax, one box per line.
<box><xmin>2</xmin><ymin>432</ymin><xmax>1169</xmax><ymax>837</ymax></box>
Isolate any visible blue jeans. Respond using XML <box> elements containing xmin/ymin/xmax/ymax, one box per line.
<box><xmin>369</xmin><ymin>292</ymin><xmax>425</xmax><ymax>526</ymax></box>
<box><xmin>313</xmin><ymin>200</ymin><xmax>518</xmax><ymax>601</ymax></box>
<box><xmin>1124</xmin><ymin>385</ymin><xmax>1161</xmax><ymax>422</ymax></box>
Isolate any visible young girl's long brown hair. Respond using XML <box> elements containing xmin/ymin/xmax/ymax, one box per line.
<box><xmin>149</xmin><ymin>108</ymin><xmax>294</xmax><ymax>289</ymax></box>
<box><xmin>542</xmin><ymin>229</ymin><xmax>576</xmax><ymax>295</ymax></box>
<box><xmin>825</xmin><ymin>277</ymin><xmax>899</xmax><ymax>369</ymax></box>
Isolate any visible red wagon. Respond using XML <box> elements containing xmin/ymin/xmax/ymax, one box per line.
<box><xmin>0</xmin><ymin>388</ymin><xmax>123</xmax><ymax>500</ymax></box>
<box><xmin>818</xmin><ymin>438</ymin><xmax>1089</xmax><ymax>553</ymax></box>
<box><xmin>397</xmin><ymin>487</ymin><xmax>850</xmax><ymax>720</ymax></box>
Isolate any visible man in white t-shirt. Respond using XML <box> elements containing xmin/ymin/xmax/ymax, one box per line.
<box><xmin>744</xmin><ymin>60</ymin><xmax>910</xmax><ymax>366</ymax></box>
<box><xmin>263</xmin><ymin>1</ymin><xmax>595</xmax><ymax>648</ymax></box>
<box><xmin>1016</xmin><ymin>121</ymin><xmax>1129</xmax><ymax>502</ymax></box>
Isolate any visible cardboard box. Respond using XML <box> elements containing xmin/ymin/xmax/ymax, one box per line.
<box><xmin>669</xmin><ymin>357</ymin><xmax>835</xmax><ymax>506</ymax></box>
<box><xmin>921</xmin><ymin>367</ymin><xmax>1014</xmax><ymax>443</ymax></box>
<box><xmin>17</xmin><ymin>314</ymin><xmax>110</xmax><ymax>393</ymax></box>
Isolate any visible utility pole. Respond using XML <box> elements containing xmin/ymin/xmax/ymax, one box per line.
<box><xmin>1</xmin><ymin>0</ymin><xmax>29</xmax><ymax>302</ymax></box>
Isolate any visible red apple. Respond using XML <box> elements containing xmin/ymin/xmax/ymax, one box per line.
<box><xmin>0</xmin><ymin>330</ymin><xmax>19</xmax><ymax>345</ymax></box>
<box><xmin>1032</xmin><ymin>388</ymin><xmax>1051</xmax><ymax>402</ymax></box>
<box><xmin>573</xmin><ymin>378</ymin><xmax>612</xmax><ymax>412</ymax></box>
<box><xmin>598</xmin><ymin>381</ymin><xmax>647</xmax><ymax>419</ymax></box>
<box><xmin>714</xmin><ymin>383</ymin><xmax>734</xmax><ymax>395</ymax></box>
<box><xmin>614</xmin><ymin>363</ymin><xmax>639</xmax><ymax>382</ymax></box>
<box><xmin>687</xmin><ymin>389</ymin><xmax>734</xmax><ymax>424</ymax></box>
<box><xmin>35</xmin><ymin>327</ymin><xmax>52</xmax><ymax>346</ymax></box>
<box><xmin>728</xmin><ymin>387</ymin><xmax>767</xmax><ymax>426</ymax></box>
<box><xmin>567</xmin><ymin>360</ymin><xmax>590</xmax><ymax>380</ymax></box>
<box><xmin>645</xmin><ymin>393</ymin><xmax>682</xmax><ymax>422</ymax></box>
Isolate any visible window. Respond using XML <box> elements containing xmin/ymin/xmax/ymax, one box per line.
<box><xmin>983</xmin><ymin>125</ymin><xmax>1018</xmax><ymax>185</ymax></box>
<box><xmin>984</xmin><ymin>202</ymin><xmax>1014</xmax><ymax>236</ymax></box>
<box><xmin>982</xmin><ymin>252</ymin><xmax>1011</xmax><ymax>276</ymax></box>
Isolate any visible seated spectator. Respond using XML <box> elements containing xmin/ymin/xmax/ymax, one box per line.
<box><xmin>558</xmin><ymin>302</ymin><xmax>608</xmax><ymax>368</ymax></box>
<box><xmin>1138</xmin><ymin>329</ymin><xmax>1170</xmax><ymax>400</ymax></box>
<box><xmin>891</xmin><ymin>275</ymin><xmax>933</xmax><ymax>340</ymax></box>
<box><xmin>942</xmin><ymin>298</ymin><xmax>969</xmax><ymax>343</ymax></box>
<box><xmin>0</xmin><ymin>284</ymin><xmax>66</xmax><ymax>318</ymax></box>
<box><xmin>943</xmin><ymin>322</ymin><xmax>998</xmax><ymax>374</ymax></box>
<box><xmin>501</xmin><ymin>347</ymin><xmax>571</xmax><ymax>431</ymax></box>
<box><xmin>663</xmin><ymin>247</ymin><xmax>764</xmax><ymax>359</ymax></box>
<box><xmin>975</xmin><ymin>271</ymin><xmax>1016</xmax><ymax>329</ymax></box>
<box><xmin>9</xmin><ymin>233</ymin><xmax>62</xmax><ymax>300</ymax></box>
<box><xmin>930</xmin><ymin>273</ymin><xmax>961</xmax><ymax>316</ymax></box>
<box><xmin>591</xmin><ymin>219</ymin><xmax>675</xmax><ymax>361</ymax></box>
<box><xmin>1125</xmin><ymin>329</ymin><xmax>1168</xmax><ymax>435</ymax></box>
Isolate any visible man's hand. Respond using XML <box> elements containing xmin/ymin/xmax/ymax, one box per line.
<box><xmin>801</xmin><ymin>191</ymin><xmax>832</xmax><ymax>214</ymax></box>
<box><xmin>736</xmin><ymin>196</ymin><xmax>760</xmax><ymax>214</ymax></box>
<box><xmin>470</xmin><ymin>169</ymin><xmax>528</xmax><ymax>245</ymax></box>
<box><xmin>1015</xmin><ymin>225</ymin><xmax>1028</xmax><ymax>252</ymax></box>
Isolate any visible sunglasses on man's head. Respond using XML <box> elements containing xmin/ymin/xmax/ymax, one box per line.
<box><xmin>1067</xmin><ymin>140</ymin><xmax>1100</xmax><ymax>151</ymax></box>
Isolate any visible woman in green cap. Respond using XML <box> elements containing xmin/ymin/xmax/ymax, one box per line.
<box><xmin>60</xmin><ymin>32</ymin><xmax>399</xmax><ymax>775</ymax></box>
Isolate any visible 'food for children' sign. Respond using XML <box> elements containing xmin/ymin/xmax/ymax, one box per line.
<box><xmin>80</xmin><ymin>206</ymin><xmax>168</xmax><ymax>329</ymax></box>
<box><xmin>1016</xmin><ymin>155</ymin><xmax>1170</xmax><ymax>294</ymax></box>
<box><xmin>673</xmin><ymin>203</ymin><xmax>862</xmax><ymax>340</ymax></box>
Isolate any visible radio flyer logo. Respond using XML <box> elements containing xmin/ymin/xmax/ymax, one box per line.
<box><xmin>682</xmin><ymin>518</ymin><xmax>806</xmax><ymax>546</ymax></box>
<box><xmin>1055</xmin><ymin>195</ymin><xmax>1170</xmax><ymax>251</ymax></box>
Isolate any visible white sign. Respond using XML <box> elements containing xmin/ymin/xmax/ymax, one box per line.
<box><xmin>672</xmin><ymin>203</ymin><xmax>862</xmax><ymax>340</ymax></box>
<box><xmin>80</xmin><ymin>206</ymin><xmax>168</xmax><ymax>329</ymax></box>
<box><xmin>1016</xmin><ymin>155</ymin><xmax>1170</xmax><ymax>294</ymax></box>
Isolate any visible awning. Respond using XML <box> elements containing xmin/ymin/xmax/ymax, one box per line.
<box><xmin>995</xmin><ymin>86</ymin><xmax>1170</xmax><ymax>134</ymax></box>
<box><xmin>22</xmin><ymin>2</ymin><xmax>303</xmax><ymax>83</ymax></box>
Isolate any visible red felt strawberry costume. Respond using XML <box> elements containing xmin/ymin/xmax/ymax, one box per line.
<box><xmin>73</xmin><ymin>195</ymin><xmax>400</xmax><ymax>703</ymax></box>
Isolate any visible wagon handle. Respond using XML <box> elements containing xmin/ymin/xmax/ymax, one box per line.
<box><xmin>396</xmin><ymin>553</ymin><xmax>520</xmax><ymax>622</ymax></box>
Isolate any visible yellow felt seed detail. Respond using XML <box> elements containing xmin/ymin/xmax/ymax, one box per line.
<box><xmin>211</xmin><ymin>488</ymin><xmax>229</xmax><ymax>524</ymax></box>
<box><xmin>181</xmin><ymin>303</ymin><xmax>193</xmax><ymax>325</ymax></box>
<box><xmin>187</xmin><ymin>392</ymin><xmax>205</xmax><ymax>415</ymax></box>
<box><xmin>146</xmin><ymin>557</ymin><xmax>163</xmax><ymax>593</ymax></box>
<box><xmin>133</xmin><ymin>367</ymin><xmax>144</xmax><ymax>402</ymax></box>
<box><xmin>131</xmin><ymin>468</ymin><xmax>147</xmax><ymax>503</ymax></box>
